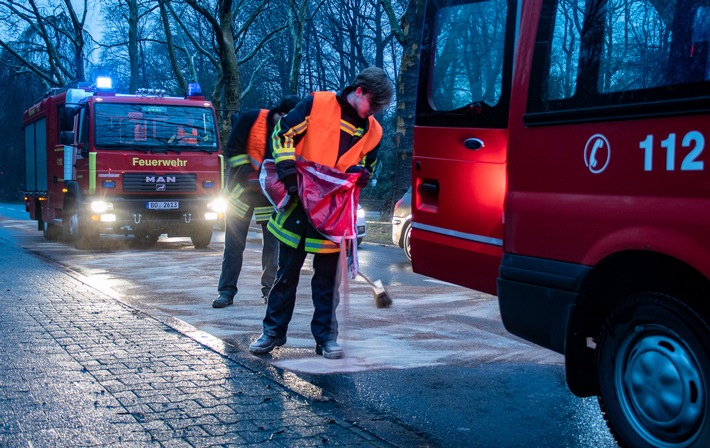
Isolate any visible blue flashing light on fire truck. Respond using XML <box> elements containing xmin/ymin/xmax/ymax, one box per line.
<box><xmin>23</xmin><ymin>77</ymin><xmax>225</xmax><ymax>249</ymax></box>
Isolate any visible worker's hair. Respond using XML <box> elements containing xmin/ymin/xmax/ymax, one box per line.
<box><xmin>350</xmin><ymin>67</ymin><xmax>394</xmax><ymax>109</ymax></box>
<box><xmin>276</xmin><ymin>95</ymin><xmax>301</xmax><ymax>114</ymax></box>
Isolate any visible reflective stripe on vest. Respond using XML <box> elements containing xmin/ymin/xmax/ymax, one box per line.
<box><xmin>267</xmin><ymin>205</ymin><xmax>301</xmax><ymax>248</ymax></box>
<box><xmin>254</xmin><ymin>205</ymin><xmax>273</xmax><ymax>223</ymax></box>
<box><xmin>304</xmin><ymin>237</ymin><xmax>340</xmax><ymax>253</ymax></box>
<box><xmin>228</xmin><ymin>153</ymin><xmax>249</xmax><ymax>168</ymax></box>
<box><xmin>229</xmin><ymin>183</ymin><xmax>250</xmax><ymax>219</ymax></box>
<box><xmin>245</xmin><ymin>109</ymin><xmax>269</xmax><ymax>170</ymax></box>
<box><xmin>296</xmin><ymin>92</ymin><xmax>383</xmax><ymax>172</ymax></box>
<box><xmin>228</xmin><ymin>180</ymin><xmax>273</xmax><ymax>222</ymax></box>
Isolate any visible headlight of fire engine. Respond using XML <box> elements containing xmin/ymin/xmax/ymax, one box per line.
<box><xmin>90</xmin><ymin>201</ymin><xmax>113</xmax><ymax>213</ymax></box>
<box><xmin>89</xmin><ymin>201</ymin><xmax>116</xmax><ymax>222</ymax></box>
<box><xmin>207</xmin><ymin>197</ymin><xmax>227</xmax><ymax>214</ymax></box>
<box><xmin>205</xmin><ymin>197</ymin><xmax>227</xmax><ymax>221</ymax></box>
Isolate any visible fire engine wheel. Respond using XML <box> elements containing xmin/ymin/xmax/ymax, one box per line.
<box><xmin>597</xmin><ymin>292</ymin><xmax>710</xmax><ymax>448</ymax></box>
<box><xmin>43</xmin><ymin>222</ymin><xmax>62</xmax><ymax>241</ymax></box>
<box><xmin>191</xmin><ymin>224</ymin><xmax>213</xmax><ymax>249</ymax></box>
<box><xmin>68</xmin><ymin>211</ymin><xmax>99</xmax><ymax>250</ymax></box>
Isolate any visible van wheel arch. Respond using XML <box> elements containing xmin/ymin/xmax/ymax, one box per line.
<box><xmin>564</xmin><ymin>251</ymin><xmax>709</xmax><ymax>397</ymax></box>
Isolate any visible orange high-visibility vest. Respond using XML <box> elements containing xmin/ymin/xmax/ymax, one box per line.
<box><xmin>245</xmin><ymin>109</ymin><xmax>269</xmax><ymax>169</ymax></box>
<box><xmin>296</xmin><ymin>92</ymin><xmax>382</xmax><ymax>172</ymax></box>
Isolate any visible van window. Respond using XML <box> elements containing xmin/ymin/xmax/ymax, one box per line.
<box><xmin>416</xmin><ymin>0</ymin><xmax>515</xmax><ymax>128</ymax></box>
<box><xmin>527</xmin><ymin>0</ymin><xmax>710</xmax><ymax>123</ymax></box>
<box><xmin>429</xmin><ymin>0</ymin><xmax>509</xmax><ymax>110</ymax></box>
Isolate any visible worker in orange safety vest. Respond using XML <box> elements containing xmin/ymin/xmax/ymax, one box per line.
<box><xmin>212</xmin><ymin>95</ymin><xmax>301</xmax><ymax>309</ymax></box>
<box><xmin>249</xmin><ymin>67</ymin><xmax>393</xmax><ymax>359</ymax></box>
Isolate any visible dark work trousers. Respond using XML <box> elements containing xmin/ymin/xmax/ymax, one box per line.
<box><xmin>218</xmin><ymin>205</ymin><xmax>279</xmax><ymax>299</ymax></box>
<box><xmin>262</xmin><ymin>238</ymin><xmax>341</xmax><ymax>344</ymax></box>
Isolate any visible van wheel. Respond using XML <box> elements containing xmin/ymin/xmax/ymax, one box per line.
<box><xmin>597</xmin><ymin>293</ymin><xmax>710</xmax><ymax>448</ymax></box>
<box><xmin>191</xmin><ymin>224</ymin><xmax>212</xmax><ymax>249</ymax></box>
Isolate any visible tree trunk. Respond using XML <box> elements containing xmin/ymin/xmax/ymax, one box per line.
<box><xmin>288</xmin><ymin>0</ymin><xmax>308</xmax><ymax>94</ymax></box>
<box><xmin>159</xmin><ymin>0</ymin><xmax>187</xmax><ymax>93</ymax></box>
<box><xmin>127</xmin><ymin>0</ymin><xmax>139</xmax><ymax>93</ymax></box>
<box><xmin>218</xmin><ymin>4</ymin><xmax>240</xmax><ymax>137</ymax></box>
<box><xmin>385</xmin><ymin>0</ymin><xmax>426</xmax><ymax>205</ymax></box>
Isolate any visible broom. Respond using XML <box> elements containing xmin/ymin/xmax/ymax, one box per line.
<box><xmin>345</xmin><ymin>239</ymin><xmax>393</xmax><ymax>308</ymax></box>
<box><xmin>358</xmin><ymin>271</ymin><xmax>392</xmax><ymax>308</ymax></box>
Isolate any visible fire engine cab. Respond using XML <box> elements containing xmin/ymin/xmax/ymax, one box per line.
<box><xmin>23</xmin><ymin>77</ymin><xmax>225</xmax><ymax>249</ymax></box>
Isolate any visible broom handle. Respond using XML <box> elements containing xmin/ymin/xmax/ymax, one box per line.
<box><xmin>358</xmin><ymin>271</ymin><xmax>377</xmax><ymax>288</ymax></box>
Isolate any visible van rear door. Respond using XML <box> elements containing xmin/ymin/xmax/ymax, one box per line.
<box><xmin>411</xmin><ymin>0</ymin><xmax>517</xmax><ymax>295</ymax></box>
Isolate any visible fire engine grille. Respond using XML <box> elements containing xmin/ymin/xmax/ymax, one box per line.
<box><xmin>122</xmin><ymin>173</ymin><xmax>197</xmax><ymax>192</ymax></box>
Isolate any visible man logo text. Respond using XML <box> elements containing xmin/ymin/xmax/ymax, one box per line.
<box><xmin>146</xmin><ymin>176</ymin><xmax>176</xmax><ymax>183</ymax></box>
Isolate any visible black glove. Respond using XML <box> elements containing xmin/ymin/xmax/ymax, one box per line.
<box><xmin>346</xmin><ymin>165</ymin><xmax>370</xmax><ymax>187</ymax></box>
<box><xmin>281</xmin><ymin>174</ymin><xmax>298</xmax><ymax>196</ymax></box>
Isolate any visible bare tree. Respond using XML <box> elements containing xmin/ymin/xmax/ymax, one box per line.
<box><xmin>0</xmin><ymin>0</ymin><xmax>93</xmax><ymax>87</ymax></box>
<box><xmin>286</xmin><ymin>0</ymin><xmax>326</xmax><ymax>94</ymax></box>
<box><xmin>98</xmin><ymin>0</ymin><xmax>160</xmax><ymax>93</ymax></box>
<box><xmin>159</xmin><ymin>0</ymin><xmax>187</xmax><ymax>92</ymax></box>
<box><xmin>184</xmin><ymin>0</ymin><xmax>247</xmax><ymax>126</ymax></box>
<box><xmin>380</xmin><ymin>0</ymin><xmax>425</xmax><ymax>202</ymax></box>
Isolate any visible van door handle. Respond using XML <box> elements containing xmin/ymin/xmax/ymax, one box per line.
<box><xmin>463</xmin><ymin>138</ymin><xmax>484</xmax><ymax>150</ymax></box>
<box><xmin>419</xmin><ymin>181</ymin><xmax>439</xmax><ymax>196</ymax></box>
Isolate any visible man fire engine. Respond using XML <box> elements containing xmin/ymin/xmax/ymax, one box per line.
<box><xmin>23</xmin><ymin>77</ymin><xmax>225</xmax><ymax>249</ymax></box>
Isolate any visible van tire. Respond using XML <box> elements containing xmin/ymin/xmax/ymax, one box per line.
<box><xmin>597</xmin><ymin>293</ymin><xmax>710</xmax><ymax>448</ymax></box>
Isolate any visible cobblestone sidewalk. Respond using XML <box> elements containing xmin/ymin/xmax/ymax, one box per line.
<box><xmin>0</xmin><ymin>238</ymin><xmax>415</xmax><ymax>447</ymax></box>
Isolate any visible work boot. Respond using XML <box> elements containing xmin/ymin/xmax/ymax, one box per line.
<box><xmin>316</xmin><ymin>340</ymin><xmax>344</xmax><ymax>359</ymax></box>
<box><xmin>212</xmin><ymin>294</ymin><xmax>233</xmax><ymax>308</ymax></box>
<box><xmin>248</xmin><ymin>334</ymin><xmax>287</xmax><ymax>354</ymax></box>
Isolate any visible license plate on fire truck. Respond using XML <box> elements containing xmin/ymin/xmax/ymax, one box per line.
<box><xmin>146</xmin><ymin>201</ymin><xmax>179</xmax><ymax>210</ymax></box>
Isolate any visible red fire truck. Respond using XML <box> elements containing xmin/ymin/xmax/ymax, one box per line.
<box><xmin>24</xmin><ymin>77</ymin><xmax>225</xmax><ymax>249</ymax></box>
<box><xmin>412</xmin><ymin>0</ymin><xmax>710</xmax><ymax>446</ymax></box>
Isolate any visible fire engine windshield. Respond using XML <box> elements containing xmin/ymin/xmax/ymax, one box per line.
<box><xmin>93</xmin><ymin>103</ymin><xmax>218</xmax><ymax>152</ymax></box>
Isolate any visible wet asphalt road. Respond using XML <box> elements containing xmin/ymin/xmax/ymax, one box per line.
<box><xmin>0</xmin><ymin>202</ymin><xmax>618</xmax><ymax>447</ymax></box>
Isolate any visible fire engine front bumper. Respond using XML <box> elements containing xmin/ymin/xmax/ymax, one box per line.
<box><xmin>83</xmin><ymin>197</ymin><xmax>226</xmax><ymax>236</ymax></box>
